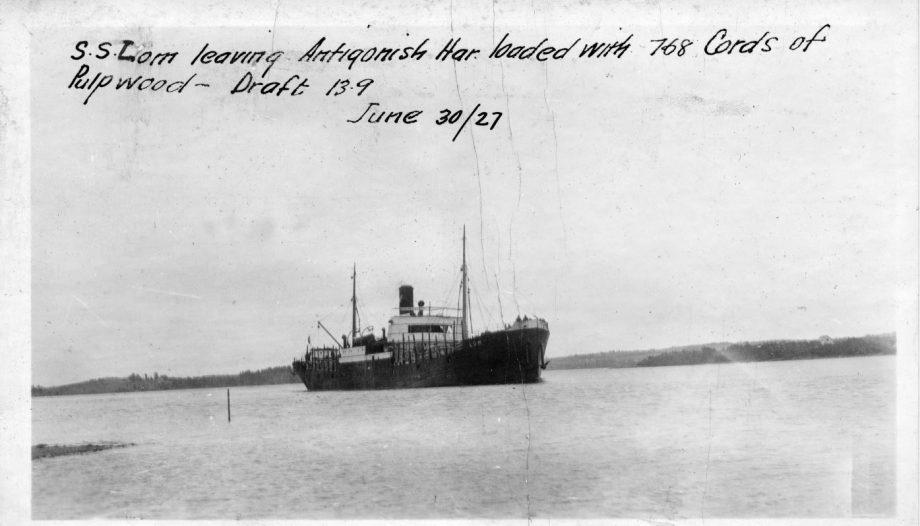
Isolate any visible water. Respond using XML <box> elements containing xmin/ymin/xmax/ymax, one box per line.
<box><xmin>32</xmin><ymin>356</ymin><xmax>896</xmax><ymax>519</ymax></box>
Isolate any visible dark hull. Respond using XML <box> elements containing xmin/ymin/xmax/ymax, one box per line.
<box><xmin>292</xmin><ymin>327</ymin><xmax>549</xmax><ymax>391</ymax></box>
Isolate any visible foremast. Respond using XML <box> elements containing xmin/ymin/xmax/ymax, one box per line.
<box><xmin>461</xmin><ymin>226</ymin><xmax>469</xmax><ymax>341</ymax></box>
<box><xmin>351</xmin><ymin>263</ymin><xmax>357</xmax><ymax>344</ymax></box>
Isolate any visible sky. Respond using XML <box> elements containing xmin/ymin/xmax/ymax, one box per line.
<box><xmin>30</xmin><ymin>5</ymin><xmax>916</xmax><ymax>386</ymax></box>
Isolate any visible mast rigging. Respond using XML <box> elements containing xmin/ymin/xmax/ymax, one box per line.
<box><xmin>461</xmin><ymin>226</ymin><xmax>469</xmax><ymax>340</ymax></box>
<box><xmin>351</xmin><ymin>263</ymin><xmax>357</xmax><ymax>343</ymax></box>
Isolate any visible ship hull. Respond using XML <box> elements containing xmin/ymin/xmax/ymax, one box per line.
<box><xmin>292</xmin><ymin>327</ymin><xmax>549</xmax><ymax>391</ymax></box>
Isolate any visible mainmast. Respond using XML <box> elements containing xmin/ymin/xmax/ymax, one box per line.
<box><xmin>351</xmin><ymin>263</ymin><xmax>357</xmax><ymax>344</ymax></box>
<box><xmin>461</xmin><ymin>226</ymin><xmax>469</xmax><ymax>340</ymax></box>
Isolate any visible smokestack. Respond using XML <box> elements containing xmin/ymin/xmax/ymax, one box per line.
<box><xmin>399</xmin><ymin>285</ymin><xmax>414</xmax><ymax>315</ymax></box>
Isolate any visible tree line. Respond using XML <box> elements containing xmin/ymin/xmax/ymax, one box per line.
<box><xmin>31</xmin><ymin>366</ymin><xmax>299</xmax><ymax>397</ymax></box>
<box><xmin>636</xmin><ymin>334</ymin><xmax>895</xmax><ymax>367</ymax></box>
<box><xmin>547</xmin><ymin>333</ymin><xmax>895</xmax><ymax>371</ymax></box>
<box><xmin>547</xmin><ymin>342</ymin><xmax>732</xmax><ymax>370</ymax></box>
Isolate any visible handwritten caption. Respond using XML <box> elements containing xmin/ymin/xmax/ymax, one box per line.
<box><xmin>67</xmin><ymin>26</ymin><xmax>830</xmax><ymax>142</ymax></box>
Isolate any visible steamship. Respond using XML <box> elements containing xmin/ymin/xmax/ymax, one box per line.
<box><xmin>291</xmin><ymin>229</ymin><xmax>550</xmax><ymax>390</ymax></box>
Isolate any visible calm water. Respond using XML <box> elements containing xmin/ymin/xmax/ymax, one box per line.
<box><xmin>32</xmin><ymin>356</ymin><xmax>896</xmax><ymax>519</ymax></box>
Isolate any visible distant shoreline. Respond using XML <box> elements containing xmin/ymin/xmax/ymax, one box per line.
<box><xmin>546</xmin><ymin>333</ymin><xmax>895</xmax><ymax>371</ymax></box>
<box><xmin>31</xmin><ymin>366</ymin><xmax>298</xmax><ymax>398</ymax></box>
<box><xmin>32</xmin><ymin>333</ymin><xmax>895</xmax><ymax>397</ymax></box>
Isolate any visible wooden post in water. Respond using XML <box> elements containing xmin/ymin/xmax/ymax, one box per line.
<box><xmin>227</xmin><ymin>388</ymin><xmax>231</xmax><ymax>422</ymax></box>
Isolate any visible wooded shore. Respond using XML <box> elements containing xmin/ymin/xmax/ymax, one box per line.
<box><xmin>32</xmin><ymin>333</ymin><xmax>895</xmax><ymax>397</ymax></box>
<box><xmin>32</xmin><ymin>366</ymin><xmax>298</xmax><ymax>397</ymax></box>
<box><xmin>546</xmin><ymin>333</ymin><xmax>895</xmax><ymax>370</ymax></box>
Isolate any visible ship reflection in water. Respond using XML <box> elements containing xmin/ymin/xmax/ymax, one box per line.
<box><xmin>293</xmin><ymin>227</ymin><xmax>550</xmax><ymax>390</ymax></box>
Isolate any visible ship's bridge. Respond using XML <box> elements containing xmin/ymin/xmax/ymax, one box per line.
<box><xmin>389</xmin><ymin>284</ymin><xmax>463</xmax><ymax>341</ymax></box>
<box><xmin>387</xmin><ymin>314</ymin><xmax>461</xmax><ymax>340</ymax></box>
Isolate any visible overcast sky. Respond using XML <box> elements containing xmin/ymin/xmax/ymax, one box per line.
<box><xmin>30</xmin><ymin>4</ymin><xmax>916</xmax><ymax>385</ymax></box>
